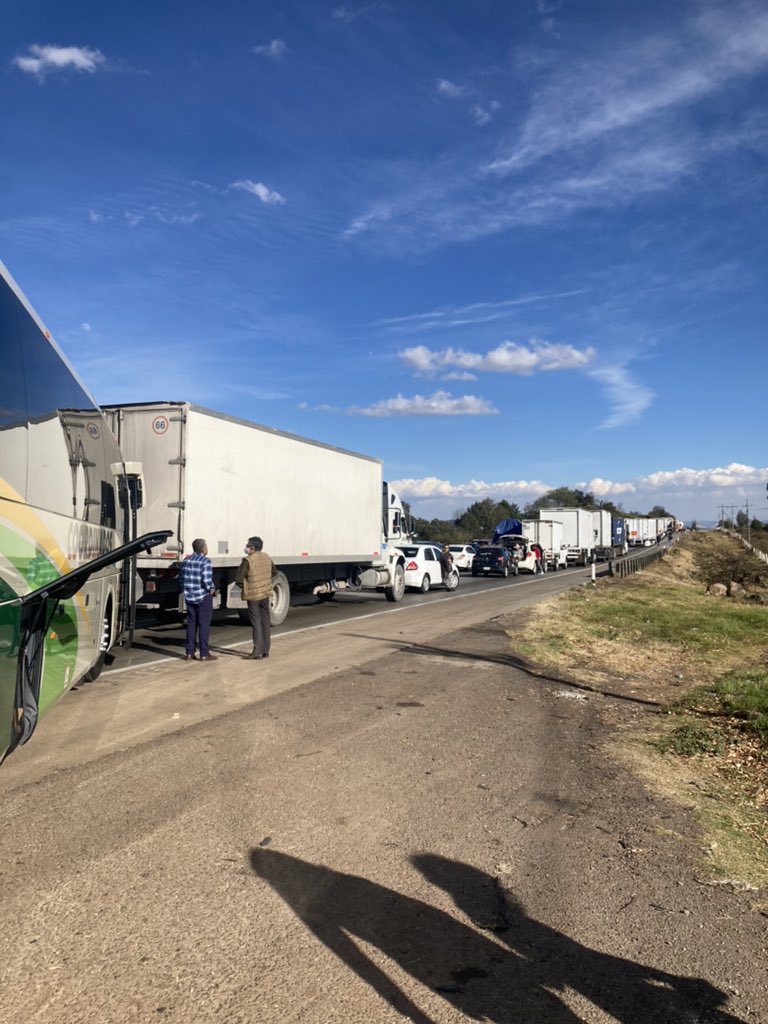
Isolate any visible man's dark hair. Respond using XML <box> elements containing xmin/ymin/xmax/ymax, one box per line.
<box><xmin>248</xmin><ymin>536</ymin><xmax>264</xmax><ymax>551</ymax></box>
<box><xmin>192</xmin><ymin>538</ymin><xmax>207</xmax><ymax>553</ymax></box>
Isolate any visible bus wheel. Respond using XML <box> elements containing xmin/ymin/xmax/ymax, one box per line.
<box><xmin>84</xmin><ymin>606</ymin><xmax>111</xmax><ymax>682</ymax></box>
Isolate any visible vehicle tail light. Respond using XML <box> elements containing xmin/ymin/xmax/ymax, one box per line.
<box><xmin>406</xmin><ymin>561</ymin><xmax>419</xmax><ymax>570</ymax></box>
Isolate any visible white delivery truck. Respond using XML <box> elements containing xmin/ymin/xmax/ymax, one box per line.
<box><xmin>103</xmin><ymin>402</ymin><xmax>410</xmax><ymax>624</ymax></box>
<box><xmin>522</xmin><ymin>519</ymin><xmax>567</xmax><ymax>570</ymax></box>
<box><xmin>536</xmin><ymin>507</ymin><xmax>595</xmax><ymax>565</ymax></box>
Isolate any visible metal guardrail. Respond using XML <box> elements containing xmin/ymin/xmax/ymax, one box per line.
<box><xmin>608</xmin><ymin>544</ymin><xmax>667</xmax><ymax>578</ymax></box>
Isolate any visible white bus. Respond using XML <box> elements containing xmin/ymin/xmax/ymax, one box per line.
<box><xmin>0</xmin><ymin>261</ymin><xmax>169</xmax><ymax>762</ymax></box>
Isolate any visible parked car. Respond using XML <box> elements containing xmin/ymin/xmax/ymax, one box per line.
<box><xmin>471</xmin><ymin>545</ymin><xmax>516</xmax><ymax>578</ymax></box>
<box><xmin>396</xmin><ymin>543</ymin><xmax>459</xmax><ymax>592</ymax></box>
<box><xmin>448</xmin><ymin>544</ymin><xmax>476</xmax><ymax>571</ymax></box>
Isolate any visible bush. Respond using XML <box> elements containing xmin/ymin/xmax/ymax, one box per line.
<box><xmin>692</xmin><ymin>543</ymin><xmax>766</xmax><ymax>595</ymax></box>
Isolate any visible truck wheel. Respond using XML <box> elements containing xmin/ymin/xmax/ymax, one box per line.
<box><xmin>420</xmin><ymin>574</ymin><xmax>431</xmax><ymax>593</ymax></box>
<box><xmin>269</xmin><ymin>572</ymin><xmax>290</xmax><ymax>626</ymax></box>
<box><xmin>384</xmin><ymin>563</ymin><xmax>405</xmax><ymax>603</ymax></box>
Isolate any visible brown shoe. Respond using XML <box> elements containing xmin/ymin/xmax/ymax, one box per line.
<box><xmin>185</xmin><ymin>654</ymin><xmax>197</xmax><ymax>661</ymax></box>
<box><xmin>245</xmin><ymin>651</ymin><xmax>263</xmax><ymax>660</ymax></box>
<box><xmin>200</xmin><ymin>654</ymin><xmax>218</xmax><ymax>661</ymax></box>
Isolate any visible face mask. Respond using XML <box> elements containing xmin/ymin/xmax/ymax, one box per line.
<box><xmin>244</xmin><ymin>547</ymin><xmax>252</xmax><ymax>554</ymax></box>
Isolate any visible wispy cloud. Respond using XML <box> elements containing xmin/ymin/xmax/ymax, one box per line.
<box><xmin>472</xmin><ymin>101</ymin><xmax>501</xmax><ymax>126</ymax></box>
<box><xmin>123</xmin><ymin>207</ymin><xmax>200</xmax><ymax>228</ymax></box>
<box><xmin>344</xmin><ymin>4</ymin><xmax>768</xmax><ymax>249</ymax></box>
<box><xmin>230</xmin><ymin>180</ymin><xmax>287</xmax><ymax>205</ymax></box>
<box><xmin>375</xmin><ymin>291</ymin><xmax>588</xmax><ymax>331</ymax></box>
<box><xmin>400</xmin><ymin>340</ymin><xmax>595</xmax><ymax>376</ymax></box>
<box><xmin>488</xmin><ymin>3</ymin><xmax>768</xmax><ymax>174</ymax></box>
<box><xmin>332</xmin><ymin>4</ymin><xmax>381</xmax><ymax>23</ymax></box>
<box><xmin>253</xmin><ymin>39</ymin><xmax>287</xmax><ymax>60</ymax></box>
<box><xmin>589</xmin><ymin>365</ymin><xmax>654</xmax><ymax>429</ymax></box>
<box><xmin>12</xmin><ymin>44</ymin><xmax>106</xmax><ymax>79</ymax></box>
<box><xmin>437</xmin><ymin>79</ymin><xmax>465</xmax><ymax>98</ymax></box>
<box><xmin>350</xmin><ymin>390</ymin><xmax>498</xmax><ymax>416</ymax></box>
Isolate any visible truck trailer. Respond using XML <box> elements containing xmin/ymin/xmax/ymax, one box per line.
<box><xmin>592</xmin><ymin>511</ymin><xmax>627</xmax><ymax>560</ymax></box>
<box><xmin>536</xmin><ymin>508</ymin><xmax>595</xmax><ymax>565</ymax></box>
<box><xmin>103</xmin><ymin>402</ymin><xmax>410</xmax><ymax>624</ymax></box>
<box><xmin>521</xmin><ymin>519</ymin><xmax>567</xmax><ymax>570</ymax></box>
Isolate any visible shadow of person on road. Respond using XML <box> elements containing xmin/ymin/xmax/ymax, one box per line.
<box><xmin>250</xmin><ymin>848</ymin><xmax>744</xmax><ymax>1024</ymax></box>
<box><xmin>413</xmin><ymin>853</ymin><xmax>744</xmax><ymax>1024</ymax></box>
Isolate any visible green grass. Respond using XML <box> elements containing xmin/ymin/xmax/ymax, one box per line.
<box><xmin>667</xmin><ymin>670</ymin><xmax>768</xmax><ymax>749</ymax></box>
<box><xmin>567</xmin><ymin>581</ymin><xmax>768</xmax><ymax>656</ymax></box>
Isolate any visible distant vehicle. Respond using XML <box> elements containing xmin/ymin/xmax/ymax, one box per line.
<box><xmin>448</xmin><ymin>544</ymin><xmax>476</xmax><ymax>571</ymax></box>
<box><xmin>471</xmin><ymin>545</ymin><xmax>516</xmax><ymax>578</ymax></box>
<box><xmin>397</xmin><ymin>543</ymin><xmax>459</xmax><ymax>592</ymax></box>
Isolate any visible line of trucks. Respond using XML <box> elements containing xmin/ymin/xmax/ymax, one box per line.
<box><xmin>499</xmin><ymin>509</ymin><xmax>681</xmax><ymax>571</ymax></box>
<box><xmin>102</xmin><ymin>401</ymin><xmax>682</xmax><ymax>622</ymax></box>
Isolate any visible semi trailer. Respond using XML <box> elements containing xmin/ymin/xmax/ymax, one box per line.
<box><xmin>103</xmin><ymin>402</ymin><xmax>410</xmax><ymax>625</ymax></box>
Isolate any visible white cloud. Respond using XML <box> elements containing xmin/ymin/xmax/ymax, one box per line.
<box><xmin>437</xmin><ymin>79</ymin><xmax>465</xmax><ymax>98</ymax></box>
<box><xmin>81</xmin><ymin>323</ymin><xmax>91</xmax><ymax>332</ymax></box>
<box><xmin>582</xmin><ymin>463</ymin><xmax>768</xmax><ymax>497</ymax></box>
<box><xmin>253</xmin><ymin>39</ymin><xmax>287</xmax><ymax>59</ymax></box>
<box><xmin>230</xmin><ymin>180</ymin><xmax>287</xmax><ymax>205</ymax></box>
<box><xmin>589</xmin><ymin>365</ymin><xmax>655</xmax><ymax>429</ymax></box>
<box><xmin>400</xmin><ymin>340</ymin><xmax>595</xmax><ymax>376</ymax></box>
<box><xmin>394</xmin><ymin>463</ymin><xmax>768</xmax><ymax>522</ymax></box>
<box><xmin>12</xmin><ymin>44</ymin><xmax>106</xmax><ymax>79</ymax></box>
<box><xmin>391</xmin><ymin>476</ymin><xmax>550</xmax><ymax>500</ymax></box>
<box><xmin>350</xmin><ymin>390</ymin><xmax>498</xmax><ymax>417</ymax></box>
<box><xmin>88</xmin><ymin>210</ymin><xmax>108</xmax><ymax>224</ymax></box>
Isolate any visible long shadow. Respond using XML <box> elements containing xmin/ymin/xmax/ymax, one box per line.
<box><xmin>342</xmin><ymin>634</ymin><xmax>663</xmax><ymax>708</ymax></box>
<box><xmin>249</xmin><ymin>849</ymin><xmax>743</xmax><ymax>1023</ymax></box>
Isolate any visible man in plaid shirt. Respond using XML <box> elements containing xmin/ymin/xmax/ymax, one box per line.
<box><xmin>178</xmin><ymin>538</ymin><xmax>217</xmax><ymax>661</ymax></box>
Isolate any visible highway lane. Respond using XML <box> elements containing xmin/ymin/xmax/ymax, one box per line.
<box><xmin>106</xmin><ymin>562</ymin><xmax>602</xmax><ymax>675</ymax></box>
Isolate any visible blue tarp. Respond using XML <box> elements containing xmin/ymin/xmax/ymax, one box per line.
<box><xmin>491</xmin><ymin>518</ymin><xmax>523</xmax><ymax>544</ymax></box>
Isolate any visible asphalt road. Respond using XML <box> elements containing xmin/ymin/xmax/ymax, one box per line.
<box><xmin>3</xmin><ymin>551</ymin><xmax>761</xmax><ymax>1024</ymax></box>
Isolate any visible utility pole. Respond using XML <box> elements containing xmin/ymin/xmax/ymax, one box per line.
<box><xmin>744</xmin><ymin>500</ymin><xmax>751</xmax><ymax>544</ymax></box>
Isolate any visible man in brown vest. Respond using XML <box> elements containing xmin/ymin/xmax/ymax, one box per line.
<box><xmin>236</xmin><ymin>536</ymin><xmax>277</xmax><ymax>660</ymax></box>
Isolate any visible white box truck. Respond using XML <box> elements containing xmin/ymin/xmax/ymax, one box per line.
<box><xmin>103</xmin><ymin>402</ymin><xmax>410</xmax><ymax>624</ymax></box>
<box><xmin>536</xmin><ymin>508</ymin><xmax>595</xmax><ymax>565</ymax></box>
<box><xmin>522</xmin><ymin>519</ymin><xmax>567</xmax><ymax>570</ymax></box>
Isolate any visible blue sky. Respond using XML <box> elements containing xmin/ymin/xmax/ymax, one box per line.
<box><xmin>3</xmin><ymin>0</ymin><xmax>767</xmax><ymax>525</ymax></box>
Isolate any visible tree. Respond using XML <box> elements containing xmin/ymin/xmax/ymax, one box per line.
<box><xmin>751</xmin><ymin>518</ymin><xmax>764</xmax><ymax>533</ymax></box>
<box><xmin>524</xmin><ymin>487</ymin><xmax>595</xmax><ymax>516</ymax></box>
<box><xmin>736</xmin><ymin>511</ymin><xmax>749</xmax><ymax>529</ymax></box>
<box><xmin>647</xmin><ymin>505</ymin><xmax>672</xmax><ymax>518</ymax></box>
<box><xmin>455</xmin><ymin>498</ymin><xmax>520</xmax><ymax>540</ymax></box>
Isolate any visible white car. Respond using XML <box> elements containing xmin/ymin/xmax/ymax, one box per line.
<box><xmin>396</xmin><ymin>543</ymin><xmax>459</xmax><ymax>592</ymax></box>
<box><xmin>448</xmin><ymin>544</ymin><xmax>476</xmax><ymax>571</ymax></box>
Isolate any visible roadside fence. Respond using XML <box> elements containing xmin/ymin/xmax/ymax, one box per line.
<box><xmin>727</xmin><ymin>530</ymin><xmax>768</xmax><ymax>565</ymax></box>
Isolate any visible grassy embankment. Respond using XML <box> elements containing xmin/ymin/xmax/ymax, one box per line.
<box><xmin>512</xmin><ymin>531</ymin><xmax>768</xmax><ymax>889</ymax></box>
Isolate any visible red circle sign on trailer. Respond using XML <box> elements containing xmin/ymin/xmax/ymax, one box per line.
<box><xmin>152</xmin><ymin>416</ymin><xmax>169</xmax><ymax>435</ymax></box>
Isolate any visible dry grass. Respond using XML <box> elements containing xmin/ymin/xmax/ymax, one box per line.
<box><xmin>509</xmin><ymin>533</ymin><xmax>768</xmax><ymax>887</ymax></box>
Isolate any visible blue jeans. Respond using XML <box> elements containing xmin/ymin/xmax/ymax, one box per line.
<box><xmin>186</xmin><ymin>594</ymin><xmax>213</xmax><ymax>657</ymax></box>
